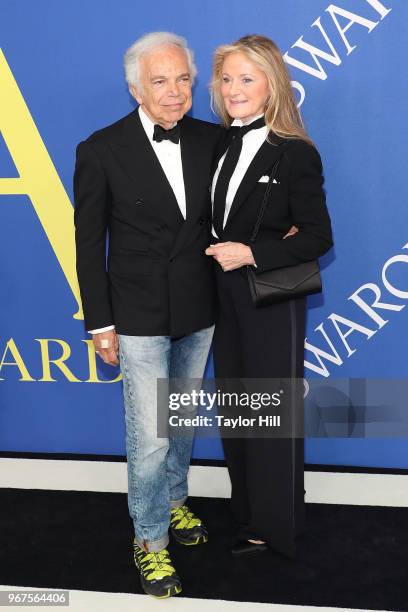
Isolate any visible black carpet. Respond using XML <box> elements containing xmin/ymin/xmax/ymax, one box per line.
<box><xmin>1</xmin><ymin>488</ymin><xmax>407</xmax><ymax>610</ymax></box>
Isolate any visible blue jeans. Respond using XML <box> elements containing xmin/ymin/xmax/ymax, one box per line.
<box><xmin>118</xmin><ymin>325</ymin><xmax>214</xmax><ymax>552</ymax></box>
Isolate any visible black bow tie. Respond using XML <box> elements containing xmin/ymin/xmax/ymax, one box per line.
<box><xmin>235</xmin><ymin>116</ymin><xmax>266</xmax><ymax>137</ymax></box>
<box><xmin>153</xmin><ymin>123</ymin><xmax>180</xmax><ymax>144</ymax></box>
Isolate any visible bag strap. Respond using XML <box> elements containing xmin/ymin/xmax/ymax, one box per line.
<box><xmin>249</xmin><ymin>154</ymin><xmax>283</xmax><ymax>244</ymax></box>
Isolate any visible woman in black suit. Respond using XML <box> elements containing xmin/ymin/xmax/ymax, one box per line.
<box><xmin>206</xmin><ymin>35</ymin><xmax>333</xmax><ymax>559</ymax></box>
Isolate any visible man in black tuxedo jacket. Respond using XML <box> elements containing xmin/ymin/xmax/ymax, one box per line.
<box><xmin>73</xmin><ymin>32</ymin><xmax>220</xmax><ymax>599</ymax></box>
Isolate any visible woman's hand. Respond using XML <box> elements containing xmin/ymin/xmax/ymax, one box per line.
<box><xmin>205</xmin><ymin>241</ymin><xmax>255</xmax><ymax>271</ymax></box>
<box><xmin>205</xmin><ymin>227</ymin><xmax>299</xmax><ymax>271</ymax></box>
<box><xmin>283</xmin><ymin>225</ymin><xmax>299</xmax><ymax>239</ymax></box>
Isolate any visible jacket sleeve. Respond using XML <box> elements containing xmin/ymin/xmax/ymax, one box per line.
<box><xmin>250</xmin><ymin>140</ymin><xmax>333</xmax><ymax>273</ymax></box>
<box><xmin>73</xmin><ymin>139</ymin><xmax>113</xmax><ymax>331</ymax></box>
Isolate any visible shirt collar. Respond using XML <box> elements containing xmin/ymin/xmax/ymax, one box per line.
<box><xmin>138</xmin><ymin>106</ymin><xmax>155</xmax><ymax>141</ymax></box>
<box><xmin>231</xmin><ymin>113</ymin><xmax>265</xmax><ymax>128</ymax></box>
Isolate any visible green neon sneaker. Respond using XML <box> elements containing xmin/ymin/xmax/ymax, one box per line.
<box><xmin>170</xmin><ymin>504</ymin><xmax>208</xmax><ymax>545</ymax></box>
<box><xmin>133</xmin><ymin>540</ymin><xmax>182</xmax><ymax>598</ymax></box>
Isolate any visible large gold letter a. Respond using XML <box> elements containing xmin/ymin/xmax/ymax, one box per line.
<box><xmin>0</xmin><ymin>49</ymin><xmax>83</xmax><ymax>319</ymax></box>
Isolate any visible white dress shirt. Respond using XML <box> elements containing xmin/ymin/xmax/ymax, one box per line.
<box><xmin>88</xmin><ymin>106</ymin><xmax>186</xmax><ymax>335</ymax></box>
<box><xmin>138</xmin><ymin>106</ymin><xmax>187</xmax><ymax>219</ymax></box>
<box><xmin>211</xmin><ymin>114</ymin><xmax>268</xmax><ymax>238</ymax></box>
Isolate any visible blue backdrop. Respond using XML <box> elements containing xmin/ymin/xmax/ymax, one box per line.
<box><xmin>1</xmin><ymin>0</ymin><xmax>407</xmax><ymax>467</ymax></box>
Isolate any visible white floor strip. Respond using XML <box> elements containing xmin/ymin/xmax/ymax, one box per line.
<box><xmin>0</xmin><ymin>586</ymin><xmax>390</xmax><ymax>612</ymax></box>
<box><xmin>0</xmin><ymin>458</ymin><xmax>407</xmax><ymax>506</ymax></box>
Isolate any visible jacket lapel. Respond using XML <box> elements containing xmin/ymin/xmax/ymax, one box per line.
<box><xmin>108</xmin><ymin>109</ymin><xmax>184</xmax><ymax>232</ymax></box>
<box><xmin>169</xmin><ymin>117</ymin><xmax>209</xmax><ymax>257</ymax></box>
<box><xmin>211</xmin><ymin>127</ymin><xmax>235</xmax><ymax>180</ymax></box>
<box><xmin>179</xmin><ymin>117</ymin><xmax>202</xmax><ymax>224</ymax></box>
<box><xmin>224</xmin><ymin>134</ymin><xmax>284</xmax><ymax>228</ymax></box>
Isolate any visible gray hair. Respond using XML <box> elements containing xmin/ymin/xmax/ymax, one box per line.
<box><xmin>124</xmin><ymin>31</ymin><xmax>197</xmax><ymax>91</ymax></box>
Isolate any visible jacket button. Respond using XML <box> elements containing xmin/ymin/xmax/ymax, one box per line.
<box><xmin>199</xmin><ymin>218</ymin><xmax>206</xmax><ymax>225</ymax></box>
<box><xmin>169</xmin><ymin>257</ymin><xmax>175</xmax><ymax>262</ymax></box>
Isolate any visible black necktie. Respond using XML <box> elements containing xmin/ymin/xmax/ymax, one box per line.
<box><xmin>153</xmin><ymin>123</ymin><xmax>180</xmax><ymax>144</ymax></box>
<box><xmin>213</xmin><ymin>116</ymin><xmax>265</xmax><ymax>238</ymax></box>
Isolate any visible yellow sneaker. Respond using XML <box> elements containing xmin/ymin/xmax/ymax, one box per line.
<box><xmin>133</xmin><ymin>540</ymin><xmax>182</xmax><ymax>598</ymax></box>
<box><xmin>170</xmin><ymin>504</ymin><xmax>208</xmax><ymax>545</ymax></box>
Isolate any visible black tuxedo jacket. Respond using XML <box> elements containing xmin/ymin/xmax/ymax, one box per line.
<box><xmin>74</xmin><ymin>109</ymin><xmax>221</xmax><ymax>336</ymax></box>
<box><xmin>213</xmin><ymin>130</ymin><xmax>333</xmax><ymax>271</ymax></box>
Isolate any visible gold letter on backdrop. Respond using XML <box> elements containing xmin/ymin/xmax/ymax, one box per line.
<box><xmin>36</xmin><ymin>339</ymin><xmax>81</xmax><ymax>382</ymax></box>
<box><xmin>0</xmin><ymin>338</ymin><xmax>35</xmax><ymax>381</ymax></box>
<box><xmin>0</xmin><ymin>49</ymin><xmax>83</xmax><ymax>320</ymax></box>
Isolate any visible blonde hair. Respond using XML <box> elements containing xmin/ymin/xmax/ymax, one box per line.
<box><xmin>210</xmin><ymin>34</ymin><xmax>312</xmax><ymax>145</ymax></box>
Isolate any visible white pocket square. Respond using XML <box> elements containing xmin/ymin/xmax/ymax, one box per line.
<box><xmin>258</xmin><ymin>175</ymin><xmax>278</xmax><ymax>184</ymax></box>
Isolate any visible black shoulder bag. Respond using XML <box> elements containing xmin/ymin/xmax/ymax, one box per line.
<box><xmin>246</xmin><ymin>156</ymin><xmax>322</xmax><ymax>307</ymax></box>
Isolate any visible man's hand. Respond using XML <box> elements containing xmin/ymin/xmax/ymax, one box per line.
<box><xmin>205</xmin><ymin>241</ymin><xmax>255</xmax><ymax>271</ymax></box>
<box><xmin>93</xmin><ymin>329</ymin><xmax>119</xmax><ymax>366</ymax></box>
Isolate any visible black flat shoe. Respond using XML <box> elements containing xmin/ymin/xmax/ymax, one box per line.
<box><xmin>231</xmin><ymin>539</ymin><xmax>268</xmax><ymax>555</ymax></box>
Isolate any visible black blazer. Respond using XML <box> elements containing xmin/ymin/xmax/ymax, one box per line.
<box><xmin>213</xmin><ymin>130</ymin><xmax>333</xmax><ymax>271</ymax></box>
<box><xmin>73</xmin><ymin>109</ymin><xmax>221</xmax><ymax>336</ymax></box>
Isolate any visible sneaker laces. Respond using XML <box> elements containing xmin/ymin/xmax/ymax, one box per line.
<box><xmin>134</xmin><ymin>546</ymin><xmax>175</xmax><ymax>581</ymax></box>
<box><xmin>170</xmin><ymin>505</ymin><xmax>202</xmax><ymax>530</ymax></box>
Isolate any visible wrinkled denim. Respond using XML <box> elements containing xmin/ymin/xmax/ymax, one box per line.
<box><xmin>118</xmin><ymin>325</ymin><xmax>214</xmax><ymax>552</ymax></box>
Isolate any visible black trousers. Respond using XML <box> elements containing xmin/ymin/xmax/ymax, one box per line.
<box><xmin>213</xmin><ymin>266</ymin><xmax>306</xmax><ymax>559</ymax></box>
